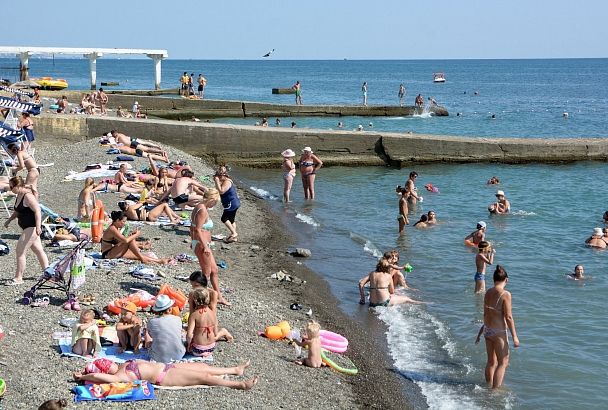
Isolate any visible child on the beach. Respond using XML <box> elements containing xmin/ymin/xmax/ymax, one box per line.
<box><xmin>384</xmin><ymin>250</ymin><xmax>416</xmax><ymax>291</ymax></box>
<box><xmin>71</xmin><ymin>309</ymin><xmax>102</xmax><ymax>357</ymax></box>
<box><xmin>395</xmin><ymin>186</ymin><xmax>410</xmax><ymax>233</ymax></box>
<box><xmin>475</xmin><ymin>241</ymin><xmax>495</xmax><ymax>293</ymax></box>
<box><xmin>293</xmin><ymin>321</ymin><xmax>324</xmax><ymax>368</ymax></box>
<box><xmin>187</xmin><ymin>288</ymin><xmax>233</xmax><ymax>357</ymax></box>
<box><xmin>188</xmin><ymin>270</ymin><xmax>217</xmax><ymax>313</ymax></box>
<box><xmin>116</xmin><ymin>301</ymin><xmax>142</xmax><ymax>353</ymax></box>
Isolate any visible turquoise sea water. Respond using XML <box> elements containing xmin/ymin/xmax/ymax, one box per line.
<box><xmin>3</xmin><ymin>58</ymin><xmax>607</xmax><ymax>408</ymax></box>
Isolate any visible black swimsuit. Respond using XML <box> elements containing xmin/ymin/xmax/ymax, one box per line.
<box><xmin>15</xmin><ymin>195</ymin><xmax>37</xmax><ymax>230</ymax></box>
<box><xmin>101</xmin><ymin>237</ymin><xmax>119</xmax><ymax>259</ymax></box>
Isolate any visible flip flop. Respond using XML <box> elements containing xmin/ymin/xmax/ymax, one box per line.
<box><xmin>4</xmin><ymin>278</ymin><xmax>23</xmax><ymax>286</ymax></box>
<box><xmin>216</xmin><ymin>260</ymin><xmax>228</xmax><ymax>269</ymax></box>
<box><xmin>31</xmin><ymin>297</ymin><xmax>50</xmax><ymax>307</ymax></box>
<box><xmin>224</xmin><ymin>236</ymin><xmax>238</xmax><ymax>244</ymax></box>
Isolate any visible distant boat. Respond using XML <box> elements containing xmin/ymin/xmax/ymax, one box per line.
<box><xmin>34</xmin><ymin>77</ymin><xmax>68</xmax><ymax>90</ymax></box>
<box><xmin>433</xmin><ymin>72</ymin><xmax>446</xmax><ymax>83</ymax></box>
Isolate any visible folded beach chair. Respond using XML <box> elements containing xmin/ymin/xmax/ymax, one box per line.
<box><xmin>0</xmin><ymin>95</ymin><xmax>41</xmax><ymax>116</ymax></box>
<box><xmin>22</xmin><ymin>235</ymin><xmax>90</xmax><ymax>305</ymax></box>
<box><xmin>0</xmin><ymin>85</ymin><xmax>35</xmax><ymax>99</ymax></box>
<box><xmin>0</xmin><ymin>130</ymin><xmax>25</xmax><ymax>216</ymax></box>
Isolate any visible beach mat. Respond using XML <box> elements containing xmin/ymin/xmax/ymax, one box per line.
<box><xmin>73</xmin><ymin>380</ymin><xmax>155</xmax><ymax>402</ymax></box>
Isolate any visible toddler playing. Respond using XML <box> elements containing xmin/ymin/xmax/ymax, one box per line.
<box><xmin>294</xmin><ymin>321</ymin><xmax>323</xmax><ymax>368</ymax></box>
<box><xmin>116</xmin><ymin>301</ymin><xmax>142</xmax><ymax>353</ymax></box>
<box><xmin>71</xmin><ymin>309</ymin><xmax>102</xmax><ymax>357</ymax></box>
<box><xmin>187</xmin><ymin>288</ymin><xmax>233</xmax><ymax>357</ymax></box>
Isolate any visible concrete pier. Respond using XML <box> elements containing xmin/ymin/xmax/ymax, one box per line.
<box><xmin>34</xmin><ymin>115</ymin><xmax>608</xmax><ymax>167</ymax></box>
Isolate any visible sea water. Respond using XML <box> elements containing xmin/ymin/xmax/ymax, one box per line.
<box><xmin>235</xmin><ymin>162</ymin><xmax>608</xmax><ymax>410</ymax></box>
<box><xmin>3</xmin><ymin>57</ymin><xmax>608</xmax><ymax>408</ymax></box>
<box><xmin>1</xmin><ymin>58</ymin><xmax>607</xmax><ymax>137</ymax></box>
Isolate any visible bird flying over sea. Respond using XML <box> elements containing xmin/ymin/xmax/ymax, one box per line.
<box><xmin>262</xmin><ymin>49</ymin><xmax>275</xmax><ymax>58</ymax></box>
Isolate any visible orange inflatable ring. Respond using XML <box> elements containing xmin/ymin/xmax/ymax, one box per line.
<box><xmin>157</xmin><ymin>284</ymin><xmax>186</xmax><ymax>310</ymax></box>
<box><xmin>91</xmin><ymin>200</ymin><xmax>105</xmax><ymax>243</ymax></box>
<box><xmin>264</xmin><ymin>325</ymin><xmax>284</xmax><ymax>340</ymax></box>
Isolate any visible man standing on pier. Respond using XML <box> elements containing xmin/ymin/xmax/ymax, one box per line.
<box><xmin>293</xmin><ymin>81</ymin><xmax>302</xmax><ymax>105</ymax></box>
<box><xmin>97</xmin><ymin>88</ymin><xmax>108</xmax><ymax>115</ymax></box>
<box><xmin>198</xmin><ymin>74</ymin><xmax>207</xmax><ymax>99</ymax></box>
<box><xmin>180</xmin><ymin>72</ymin><xmax>189</xmax><ymax>96</ymax></box>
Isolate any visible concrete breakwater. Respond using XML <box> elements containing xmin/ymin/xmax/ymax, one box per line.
<box><xmin>36</xmin><ymin>115</ymin><xmax>608</xmax><ymax>167</ymax></box>
<box><xmin>35</xmin><ymin>90</ymin><xmax>448</xmax><ymax>119</ymax></box>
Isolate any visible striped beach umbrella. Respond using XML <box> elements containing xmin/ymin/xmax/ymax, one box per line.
<box><xmin>0</xmin><ymin>85</ymin><xmax>35</xmax><ymax>98</ymax></box>
<box><xmin>0</xmin><ymin>123</ymin><xmax>24</xmax><ymax>139</ymax></box>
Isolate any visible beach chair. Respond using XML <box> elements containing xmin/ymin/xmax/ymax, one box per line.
<box><xmin>39</xmin><ymin>203</ymin><xmax>67</xmax><ymax>240</ymax></box>
<box><xmin>22</xmin><ymin>235</ymin><xmax>90</xmax><ymax>305</ymax></box>
<box><xmin>0</xmin><ymin>130</ymin><xmax>25</xmax><ymax>216</ymax></box>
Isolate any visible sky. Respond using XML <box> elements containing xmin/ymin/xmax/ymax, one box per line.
<box><xmin>1</xmin><ymin>0</ymin><xmax>607</xmax><ymax>60</ymax></box>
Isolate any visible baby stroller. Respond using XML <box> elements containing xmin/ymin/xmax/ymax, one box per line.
<box><xmin>22</xmin><ymin>235</ymin><xmax>90</xmax><ymax>306</ymax></box>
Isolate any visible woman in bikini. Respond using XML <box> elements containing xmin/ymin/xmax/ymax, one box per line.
<box><xmin>76</xmin><ymin>177</ymin><xmax>98</xmax><ymax>221</ymax></box>
<box><xmin>299</xmin><ymin>147</ymin><xmax>322</xmax><ymax>200</ymax></box>
<box><xmin>17</xmin><ymin>112</ymin><xmax>35</xmax><ymax>150</ymax></box>
<box><xmin>100</xmin><ymin>211</ymin><xmax>170</xmax><ymax>264</ymax></box>
<box><xmin>358</xmin><ymin>259</ymin><xmax>424</xmax><ymax>307</ymax></box>
<box><xmin>118</xmin><ymin>200</ymin><xmax>180</xmax><ymax>224</ymax></box>
<box><xmin>9</xmin><ymin>142</ymin><xmax>39</xmax><ymax>197</ymax></box>
<box><xmin>187</xmin><ymin>287</ymin><xmax>233</xmax><ymax>357</ymax></box>
<box><xmin>475</xmin><ymin>265</ymin><xmax>520</xmax><ymax>389</ymax></box>
<box><xmin>190</xmin><ymin>189</ymin><xmax>230</xmax><ymax>305</ymax></box>
<box><xmin>73</xmin><ymin>357</ymin><xmax>258</xmax><ymax>390</ymax></box>
<box><xmin>214</xmin><ymin>166</ymin><xmax>240</xmax><ymax>242</ymax></box>
<box><xmin>3</xmin><ymin>176</ymin><xmax>49</xmax><ymax>285</ymax></box>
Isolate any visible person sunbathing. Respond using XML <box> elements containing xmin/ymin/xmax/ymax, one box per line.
<box><xmin>100</xmin><ymin>211</ymin><xmax>170</xmax><ymax>264</ymax></box>
<box><xmin>73</xmin><ymin>358</ymin><xmax>258</xmax><ymax>390</ymax></box>
<box><xmin>118</xmin><ymin>200</ymin><xmax>180</xmax><ymax>224</ymax></box>
<box><xmin>159</xmin><ymin>169</ymin><xmax>207</xmax><ymax>208</ymax></box>
<box><xmin>8</xmin><ymin>142</ymin><xmax>39</xmax><ymax>197</ymax></box>
<box><xmin>148</xmin><ymin>155</ymin><xmax>189</xmax><ymax>180</ymax></box>
<box><xmin>103</xmin><ymin>164</ymin><xmax>144</xmax><ymax>194</ymax></box>
<box><xmin>110</xmin><ymin>130</ymin><xmax>164</xmax><ymax>154</ymax></box>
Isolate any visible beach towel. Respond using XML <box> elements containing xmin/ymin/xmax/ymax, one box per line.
<box><xmin>73</xmin><ymin>380</ymin><xmax>155</xmax><ymax>402</ymax></box>
<box><xmin>64</xmin><ymin>163</ymin><xmax>133</xmax><ymax>181</ymax></box>
<box><xmin>58</xmin><ymin>337</ymin><xmax>213</xmax><ymax>363</ymax></box>
<box><xmin>116</xmin><ymin>155</ymin><xmax>134</xmax><ymax>161</ymax></box>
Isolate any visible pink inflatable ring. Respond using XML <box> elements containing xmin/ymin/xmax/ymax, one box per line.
<box><xmin>319</xmin><ymin>330</ymin><xmax>348</xmax><ymax>353</ymax></box>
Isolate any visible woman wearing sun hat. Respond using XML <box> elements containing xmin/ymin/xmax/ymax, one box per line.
<box><xmin>585</xmin><ymin>227</ymin><xmax>607</xmax><ymax>249</ymax></box>
<box><xmin>143</xmin><ymin>295</ymin><xmax>185</xmax><ymax>363</ymax></box>
<box><xmin>299</xmin><ymin>147</ymin><xmax>323</xmax><ymax>200</ymax></box>
<box><xmin>281</xmin><ymin>149</ymin><xmax>297</xmax><ymax>202</ymax></box>
<box><xmin>488</xmin><ymin>190</ymin><xmax>510</xmax><ymax>215</ymax></box>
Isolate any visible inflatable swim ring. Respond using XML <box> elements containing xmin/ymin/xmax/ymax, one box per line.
<box><xmin>321</xmin><ymin>349</ymin><xmax>358</xmax><ymax>375</ymax></box>
<box><xmin>264</xmin><ymin>325</ymin><xmax>284</xmax><ymax>340</ymax></box>
<box><xmin>90</xmin><ymin>200</ymin><xmax>104</xmax><ymax>243</ymax></box>
<box><xmin>319</xmin><ymin>330</ymin><xmax>348</xmax><ymax>353</ymax></box>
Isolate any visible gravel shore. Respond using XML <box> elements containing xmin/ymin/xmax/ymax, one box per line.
<box><xmin>0</xmin><ymin>137</ymin><xmax>422</xmax><ymax>409</ymax></box>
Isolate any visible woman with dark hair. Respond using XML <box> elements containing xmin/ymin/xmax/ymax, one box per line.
<box><xmin>214</xmin><ymin>166</ymin><xmax>240</xmax><ymax>243</ymax></box>
<box><xmin>17</xmin><ymin>112</ymin><xmax>35</xmax><ymax>150</ymax></box>
<box><xmin>475</xmin><ymin>265</ymin><xmax>520</xmax><ymax>389</ymax></box>
<box><xmin>100</xmin><ymin>211</ymin><xmax>170</xmax><ymax>264</ymax></box>
<box><xmin>3</xmin><ymin>176</ymin><xmax>49</xmax><ymax>285</ymax></box>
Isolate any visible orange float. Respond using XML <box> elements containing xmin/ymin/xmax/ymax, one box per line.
<box><xmin>264</xmin><ymin>326</ymin><xmax>284</xmax><ymax>340</ymax></box>
<box><xmin>157</xmin><ymin>284</ymin><xmax>186</xmax><ymax>310</ymax></box>
<box><xmin>91</xmin><ymin>200</ymin><xmax>105</xmax><ymax>243</ymax></box>
<box><xmin>277</xmin><ymin>321</ymin><xmax>291</xmax><ymax>337</ymax></box>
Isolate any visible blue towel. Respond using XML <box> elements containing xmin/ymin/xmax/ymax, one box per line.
<box><xmin>73</xmin><ymin>380</ymin><xmax>155</xmax><ymax>402</ymax></box>
<box><xmin>106</xmin><ymin>148</ymin><xmax>120</xmax><ymax>154</ymax></box>
<box><xmin>116</xmin><ymin>155</ymin><xmax>134</xmax><ymax>161</ymax></box>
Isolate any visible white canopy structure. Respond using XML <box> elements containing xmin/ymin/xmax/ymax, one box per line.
<box><xmin>0</xmin><ymin>46</ymin><xmax>169</xmax><ymax>90</ymax></box>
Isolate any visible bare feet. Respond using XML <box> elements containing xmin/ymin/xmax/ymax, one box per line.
<box><xmin>73</xmin><ymin>372</ymin><xmax>83</xmax><ymax>381</ymax></box>
<box><xmin>218</xmin><ymin>297</ymin><xmax>231</xmax><ymax>306</ymax></box>
<box><xmin>240</xmin><ymin>376</ymin><xmax>259</xmax><ymax>390</ymax></box>
<box><xmin>235</xmin><ymin>360</ymin><xmax>251</xmax><ymax>376</ymax></box>
<box><xmin>226</xmin><ymin>333</ymin><xmax>234</xmax><ymax>343</ymax></box>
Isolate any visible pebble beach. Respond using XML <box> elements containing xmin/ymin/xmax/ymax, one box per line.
<box><xmin>0</xmin><ymin>137</ymin><xmax>420</xmax><ymax>409</ymax></box>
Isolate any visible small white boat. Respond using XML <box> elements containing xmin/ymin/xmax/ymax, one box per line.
<box><xmin>433</xmin><ymin>72</ymin><xmax>446</xmax><ymax>83</ymax></box>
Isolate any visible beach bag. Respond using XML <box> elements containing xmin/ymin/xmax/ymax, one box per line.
<box><xmin>70</xmin><ymin>248</ymin><xmax>86</xmax><ymax>290</ymax></box>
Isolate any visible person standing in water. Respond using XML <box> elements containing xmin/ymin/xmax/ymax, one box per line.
<box><xmin>465</xmin><ymin>221</ymin><xmax>487</xmax><ymax>246</ymax></box>
<box><xmin>475</xmin><ymin>241</ymin><xmax>495</xmax><ymax>293</ymax></box>
<box><xmin>405</xmin><ymin>171</ymin><xmax>421</xmax><ymax>206</ymax></box>
<box><xmin>281</xmin><ymin>149</ymin><xmax>296</xmax><ymax>202</ymax></box>
<box><xmin>299</xmin><ymin>147</ymin><xmax>323</xmax><ymax>200</ymax></box>
<box><xmin>395</xmin><ymin>186</ymin><xmax>410</xmax><ymax>233</ymax></box>
<box><xmin>475</xmin><ymin>265</ymin><xmax>520</xmax><ymax>389</ymax></box>
<box><xmin>398</xmin><ymin>84</ymin><xmax>406</xmax><ymax>106</ymax></box>
<box><xmin>293</xmin><ymin>81</ymin><xmax>303</xmax><ymax>105</ymax></box>
<box><xmin>361</xmin><ymin>82</ymin><xmax>368</xmax><ymax>106</ymax></box>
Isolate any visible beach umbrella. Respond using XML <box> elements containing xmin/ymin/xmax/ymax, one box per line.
<box><xmin>0</xmin><ymin>123</ymin><xmax>23</xmax><ymax>139</ymax></box>
<box><xmin>0</xmin><ymin>96</ymin><xmax>41</xmax><ymax>115</ymax></box>
<box><xmin>9</xmin><ymin>79</ymin><xmax>41</xmax><ymax>89</ymax></box>
<box><xmin>0</xmin><ymin>85</ymin><xmax>34</xmax><ymax>98</ymax></box>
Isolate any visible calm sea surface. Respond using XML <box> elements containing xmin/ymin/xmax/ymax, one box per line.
<box><xmin>3</xmin><ymin>58</ymin><xmax>607</xmax><ymax>408</ymax></box>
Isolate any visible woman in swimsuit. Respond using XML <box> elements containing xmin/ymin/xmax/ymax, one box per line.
<box><xmin>395</xmin><ymin>185</ymin><xmax>410</xmax><ymax>233</ymax></box>
<box><xmin>3</xmin><ymin>176</ymin><xmax>49</xmax><ymax>285</ymax></box>
<box><xmin>281</xmin><ymin>149</ymin><xmax>296</xmax><ymax>202</ymax></box>
<box><xmin>214</xmin><ymin>166</ymin><xmax>240</xmax><ymax>243</ymax></box>
<box><xmin>405</xmin><ymin>171</ymin><xmax>420</xmax><ymax>205</ymax></box>
<box><xmin>585</xmin><ymin>227</ymin><xmax>607</xmax><ymax>249</ymax></box>
<box><xmin>100</xmin><ymin>211</ymin><xmax>170</xmax><ymax>264</ymax></box>
<box><xmin>73</xmin><ymin>357</ymin><xmax>258</xmax><ymax>390</ymax></box>
<box><xmin>488</xmin><ymin>190</ymin><xmax>510</xmax><ymax>214</ymax></box>
<box><xmin>298</xmin><ymin>147</ymin><xmax>323</xmax><ymax>200</ymax></box>
<box><xmin>17</xmin><ymin>112</ymin><xmax>35</xmax><ymax>150</ymax></box>
<box><xmin>76</xmin><ymin>177</ymin><xmax>98</xmax><ymax>221</ymax></box>
<box><xmin>475</xmin><ymin>265</ymin><xmax>520</xmax><ymax>389</ymax></box>
<box><xmin>9</xmin><ymin>142</ymin><xmax>39</xmax><ymax>198</ymax></box>
<box><xmin>358</xmin><ymin>259</ymin><xmax>424</xmax><ymax>307</ymax></box>
<box><xmin>118</xmin><ymin>196</ymin><xmax>180</xmax><ymax>224</ymax></box>
<box><xmin>187</xmin><ymin>287</ymin><xmax>233</xmax><ymax>357</ymax></box>
<box><xmin>190</xmin><ymin>189</ymin><xmax>230</xmax><ymax>305</ymax></box>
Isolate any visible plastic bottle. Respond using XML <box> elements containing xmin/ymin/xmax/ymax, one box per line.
<box><xmin>404</xmin><ymin>263</ymin><xmax>414</xmax><ymax>273</ymax></box>
<box><xmin>288</xmin><ymin>329</ymin><xmax>302</xmax><ymax>357</ymax></box>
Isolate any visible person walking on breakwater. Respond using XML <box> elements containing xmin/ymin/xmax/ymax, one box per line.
<box><xmin>475</xmin><ymin>265</ymin><xmax>520</xmax><ymax>389</ymax></box>
<box><xmin>214</xmin><ymin>166</ymin><xmax>241</xmax><ymax>243</ymax></box>
<box><xmin>398</xmin><ymin>84</ymin><xmax>406</xmax><ymax>106</ymax></box>
<box><xmin>96</xmin><ymin>88</ymin><xmax>108</xmax><ymax>115</ymax></box>
<box><xmin>281</xmin><ymin>149</ymin><xmax>297</xmax><ymax>203</ymax></box>
<box><xmin>3</xmin><ymin>176</ymin><xmax>49</xmax><ymax>286</ymax></box>
<box><xmin>361</xmin><ymin>82</ymin><xmax>368</xmax><ymax>106</ymax></box>
<box><xmin>299</xmin><ymin>147</ymin><xmax>323</xmax><ymax>200</ymax></box>
<box><xmin>198</xmin><ymin>74</ymin><xmax>207</xmax><ymax>99</ymax></box>
<box><xmin>293</xmin><ymin>81</ymin><xmax>303</xmax><ymax>105</ymax></box>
